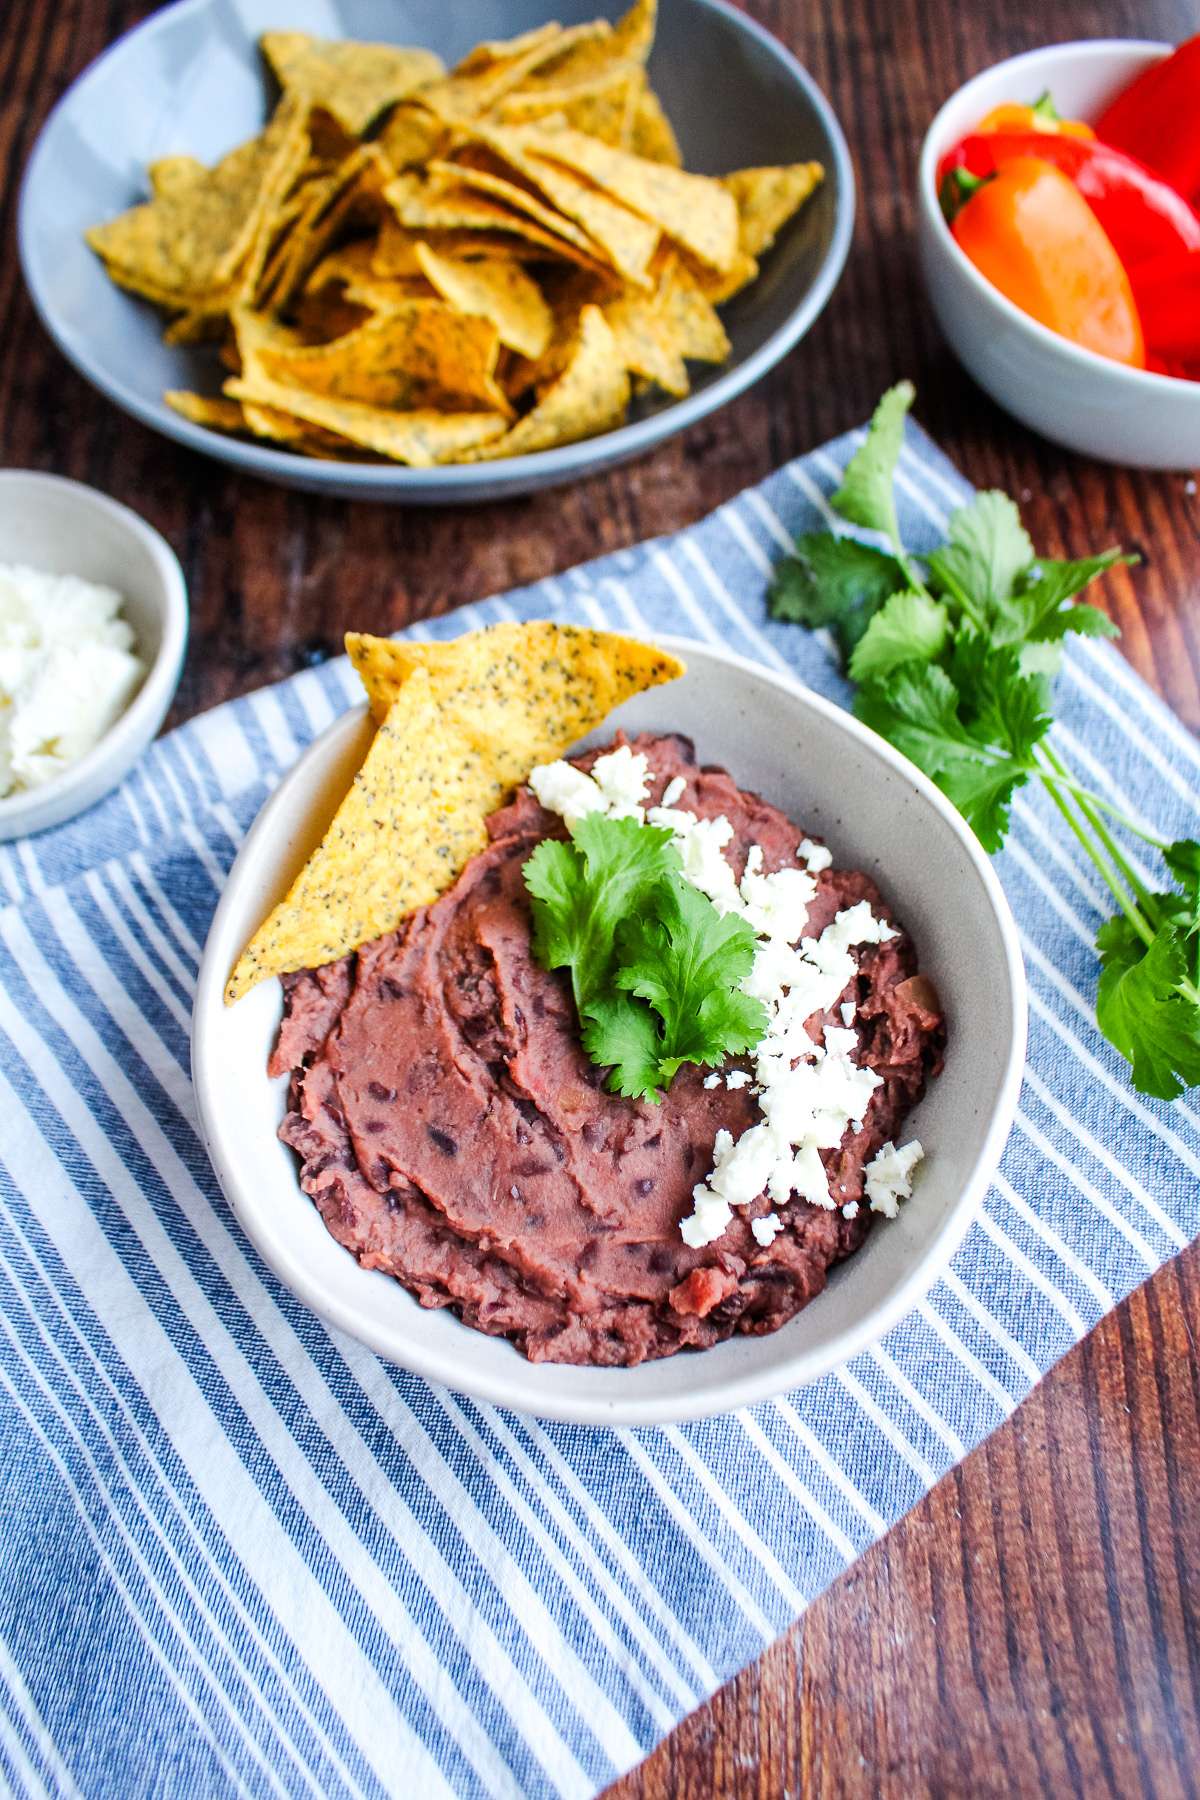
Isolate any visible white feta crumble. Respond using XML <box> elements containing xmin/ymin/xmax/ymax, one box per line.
<box><xmin>590</xmin><ymin>744</ymin><xmax>650</xmax><ymax>819</ymax></box>
<box><xmin>0</xmin><ymin>564</ymin><xmax>144</xmax><ymax>797</ymax></box>
<box><xmin>528</xmin><ymin>758</ymin><xmax>607</xmax><ymax>827</ymax></box>
<box><xmin>750</xmin><ymin>1213</ymin><xmax>784</xmax><ymax>1248</ymax></box>
<box><xmin>798</xmin><ymin>836</ymin><xmax>832</xmax><ymax>874</ymax></box>
<box><xmin>842</xmin><ymin>1200</ymin><xmax>859</xmax><ymax>1220</ymax></box>
<box><xmin>660</xmin><ymin>774</ymin><xmax>686</xmax><ymax>807</ymax></box>
<box><xmin>841</xmin><ymin>1001</ymin><xmax>857</xmax><ymax>1027</ymax></box>
<box><xmin>703</xmin><ymin>1073</ymin><xmax>721</xmax><ymax>1090</ymax></box>
<box><xmin>864</xmin><ymin>1139</ymin><xmax>924</xmax><ymax>1218</ymax></box>
<box><xmin>725</xmin><ymin>1069</ymin><xmax>751</xmax><ymax>1089</ymax></box>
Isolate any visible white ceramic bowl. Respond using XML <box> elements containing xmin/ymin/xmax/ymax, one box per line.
<box><xmin>0</xmin><ymin>472</ymin><xmax>188</xmax><ymax>839</ymax></box>
<box><xmin>192</xmin><ymin>637</ymin><xmax>1027</xmax><ymax>1424</ymax></box>
<box><xmin>918</xmin><ymin>40</ymin><xmax>1200</xmax><ymax>469</ymax></box>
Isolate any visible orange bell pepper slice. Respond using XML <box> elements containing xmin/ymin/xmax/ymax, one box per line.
<box><xmin>951</xmin><ymin>155</ymin><xmax>1146</xmax><ymax>367</ymax></box>
<box><xmin>974</xmin><ymin>94</ymin><xmax>1095</xmax><ymax>140</ymax></box>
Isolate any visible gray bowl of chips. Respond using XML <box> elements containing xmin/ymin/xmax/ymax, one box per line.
<box><xmin>19</xmin><ymin>0</ymin><xmax>854</xmax><ymax>503</ymax></box>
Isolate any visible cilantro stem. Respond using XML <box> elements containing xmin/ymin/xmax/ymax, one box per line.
<box><xmin>1037</xmin><ymin>744</ymin><xmax>1158</xmax><ymax>910</ymax></box>
<box><xmin>1036</xmin><ymin>760</ymin><xmax>1154</xmax><ymax>947</ymax></box>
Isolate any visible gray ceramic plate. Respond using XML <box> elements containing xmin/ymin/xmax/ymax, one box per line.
<box><xmin>19</xmin><ymin>0</ymin><xmax>854</xmax><ymax>504</ymax></box>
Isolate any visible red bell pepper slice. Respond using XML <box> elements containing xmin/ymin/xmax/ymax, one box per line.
<box><xmin>1094</xmin><ymin>34</ymin><xmax>1200</xmax><ymax>205</ymax></box>
<box><xmin>1128</xmin><ymin>248</ymin><xmax>1200</xmax><ymax>362</ymax></box>
<box><xmin>938</xmin><ymin>131</ymin><xmax>1200</xmax><ymax>268</ymax></box>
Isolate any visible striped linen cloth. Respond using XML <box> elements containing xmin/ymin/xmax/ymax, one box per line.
<box><xmin>2</xmin><ymin>418</ymin><xmax>1198</xmax><ymax>1800</ymax></box>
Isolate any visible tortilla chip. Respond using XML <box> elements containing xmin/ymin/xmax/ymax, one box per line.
<box><xmin>424</xmin><ymin>160</ymin><xmax>609</xmax><ymax>266</ymax></box>
<box><xmin>722</xmin><ymin>162</ymin><xmax>824</xmax><ymax>258</ymax></box>
<box><xmin>164</xmin><ymin>390</ymin><xmax>249</xmax><ymax>431</ymax></box>
<box><xmin>417</xmin><ymin>21</ymin><xmax>608</xmax><ymax>122</ymax></box>
<box><xmin>386</xmin><ymin>172</ymin><xmax>610</xmax><ymax>273</ymax></box>
<box><xmin>413</xmin><ymin>244</ymin><xmax>551</xmax><ymax>359</ymax></box>
<box><xmin>147</xmin><ymin>155</ymin><xmax>208</xmax><ymax>198</ymax></box>
<box><xmin>688</xmin><ymin>246</ymin><xmax>759</xmax><ymax>304</ymax></box>
<box><xmin>226</xmin><ymin>621</ymin><xmax>684</xmax><ymax>1000</ymax></box>
<box><xmin>629</xmin><ymin>80</ymin><xmax>682</xmax><ymax>165</ymax></box>
<box><xmin>260</xmin><ymin>31</ymin><xmax>443</xmax><ymax>136</ymax></box>
<box><xmin>256</xmin><ymin>302</ymin><xmax>510</xmax><ymax>413</ymax></box>
<box><xmin>528</xmin><ymin>0</ymin><xmax>657</xmax><ymax>90</ymax></box>
<box><xmin>225</xmin><ymin>372</ymin><xmax>508</xmax><ymax>463</ymax></box>
<box><xmin>455</xmin><ymin>22</ymin><xmax>565</xmax><ymax>71</ymax></box>
<box><xmin>460</xmin><ymin>303</ymin><xmax>629</xmax><ymax>459</ymax></box>
<box><xmin>507</xmin><ymin>124</ymin><xmax>738</xmax><ymax>271</ymax></box>
<box><xmin>601</xmin><ymin>284</ymin><xmax>688</xmax><ymax>396</ymax></box>
<box><xmin>86</xmin><ymin>97</ymin><xmax>307</xmax><ymax>300</ymax></box>
<box><xmin>347</xmin><ymin>619</ymin><xmax>683</xmax><ymax>730</ymax></box>
<box><xmin>265</xmin><ymin>144</ymin><xmax>391</xmax><ymax>308</ymax></box>
<box><xmin>463</xmin><ymin>128</ymin><xmax>659</xmax><ymax>286</ymax></box>
<box><xmin>496</xmin><ymin>66</ymin><xmax>639</xmax><ymax>145</ymax></box>
<box><xmin>377</xmin><ymin>103</ymin><xmax>448</xmax><ymax>172</ymax></box>
<box><xmin>657</xmin><ymin>253</ymin><xmax>730</xmax><ymax>362</ymax></box>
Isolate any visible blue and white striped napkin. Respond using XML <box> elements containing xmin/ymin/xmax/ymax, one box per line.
<box><xmin>2</xmin><ymin>419</ymin><xmax>1198</xmax><ymax>1800</ymax></box>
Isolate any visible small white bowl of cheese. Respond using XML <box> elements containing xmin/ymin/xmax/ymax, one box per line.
<box><xmin>0</xmin><ymin>472</ymin><xmax>187</xmax><ymax>840</ymax></box>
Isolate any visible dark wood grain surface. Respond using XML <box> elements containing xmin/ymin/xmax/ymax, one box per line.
<box><xmin>3</xmin><ymin>0</ymin><xmax>1199</xmax><ymax>1793</ymax></box>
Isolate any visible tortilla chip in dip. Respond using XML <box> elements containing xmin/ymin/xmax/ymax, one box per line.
<box><xmin>225</xmin><ymin>621</ymin><xmax>684</xmax><ymax>1000</ymax></box>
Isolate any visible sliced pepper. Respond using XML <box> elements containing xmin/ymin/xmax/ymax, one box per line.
<box><xmin>1128</xmin><ymin>248</ymin><xmax>1200</xmax><ymax>361</ymax></box>
<box><xmin>975</xmin><ymin>93</ymin><xmax>1094</xmax><ymax>140</ymax></box>
<box><xmin>1095</xmin><ymin>35</ymin><xmax>1200</xmax><ymax>205</ymax></box>
<box><xmin>951</xmin><ymin>155</ymin><xmax>1145</xmax><ymax>367</ymax></box>
<box><xmin>939</xmin><ymin>131</ymin><xmax>1200</xmax><ymax>268</ymax></box>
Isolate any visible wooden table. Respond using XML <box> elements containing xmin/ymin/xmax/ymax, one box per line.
<box><xmin>4</xmin><ymin>0</ymin><xmax>1199</xmax><ymax>1792</ymax></box>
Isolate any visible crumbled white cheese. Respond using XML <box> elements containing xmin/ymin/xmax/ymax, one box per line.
<box><xmin>751</xmin><ymin>1213</ymin><xmax>784</xmax><ymax>1247</ymax></box>
<box><xmin>679</xmin><ymin>1188</ymin><xmax>732</xmax><ymax>1248</ymax></box>
<box><xmin>864</xmin><ymin>1139</ymin><xmax>924</xmax><ymax>1218</ymax></box>
<box><xmin>840</xmin><ymin>1001</ymin><xmax>857</xmax><ymax>1027</ymax></box>
<box><xmin>590</xmin><ymin>744</ymin><xmax>649</xmax><ymax>819</ymax></box>
<box><xmin>726</xmin><ymin>1069</ymin><xmax>751</xmax><ymax>1089</ymax></box>
<box><xmin>799</xmin><ymin>836</ymin><xmax>832</xmax><ymax>874</ymax></box>
<box><xmin>703</xmin><ymin>1073</ymin><xmax>721</xmax><ymax>1090</ymax></box>
<box><xmin>842</xmin><ymin>1200</ymin><xmax>859</xmax><ymax>1220</ymax></box>
<box><xmin>0</xmin><ymin>564</ymin><xmax>143</xmax><ymax>797</ymax></box>
<box><xmin>660</xmin><ymin>774</ymin><xmax>686</xmax><ymax>807</ymax></box>
<box><xmin>528</xmin><ymin>759</ymin><xmax>607</xmax><ymax>827</ymax></box>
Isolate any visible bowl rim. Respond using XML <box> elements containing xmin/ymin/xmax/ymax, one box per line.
<box><xmin>191</xmin><ymin>632</ymin><xmax>1029</xmax><ymax>1425</ymax></box>
<box><xmin>0</xmin><ymin>470</ymin><xmax>189</xmax><ymax>830</ymax></box>
<box><xmin>917</xmin><ymin>36</ymin><xmax>1200</xmax><ymax>400</ymax></box>
<box><xmin>18</xmin><ymin>0</ymin><xmax>857</xmax><ymax>496</ymax></box>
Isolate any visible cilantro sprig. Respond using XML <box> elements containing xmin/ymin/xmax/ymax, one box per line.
<box><xmin>769</xmin><ymin>381</ymin><xmax>1200</xmax><ymax>1102</ymax></box>
<box><xmin>523</xmin><ymin>813</ymin><xmax>766</xmax><ymax>1101</ymax></box>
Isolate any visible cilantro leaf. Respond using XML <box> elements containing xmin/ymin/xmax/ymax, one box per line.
<box><xmin>853</xmin><ymin>663</ymin><xmax>982</xmax><ymax>778</ymax></box>
<box><xmin>926</xmin><ymin>491</ymin><xmax>1034</xmax><ymax>631</ymax></box>
<box><xmin>831</xmin><ymin>381</ymin><xmax>915</xmax><ymax>553</ymax></box>
<box><xmin>1096</xmin><ymin>920</ymin><xmax>1200</xmax><ymax>1101</ymax></box>
<box><xmin>950</xmin><ymin>637</ymin><xmax>1051</xmax><ymax>759</ymax></box>
<box><xmin>936</xmin><ymin>755</ymin><xmax>1029</xmax><ymax>853</ymax></box>
<box><xmin>848</xmin><ymin>590</ymin><xmax>948</xmax><ymax>683</ymax></box>
<box><xmin>524</xmin><ymin>815</ymin><xmax>768</xmax><ymax>1101</ymax></box>
<box><xmin>580</xmin><ymin>992</ymin><xmax>665</xmax><ymax>1102</ymax></box>
<box><xmin>768</xmin><ymin>533</ymin><xmax>906</xmax><ymax>661</ymax></box>
<box><xmin>1012</xmin><ymin>552</ymin><xmax>1128</xmax><ymax>644</ymax></box>
<box><xmin>523</xmin><ymin>813</ymin><xmax>678</xmax><ymax>1012</ymax></box>
<box><xmin>855</xmin><ymin>657</ymin><xmax>1034</xmax><ymax>851</ymax></box>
